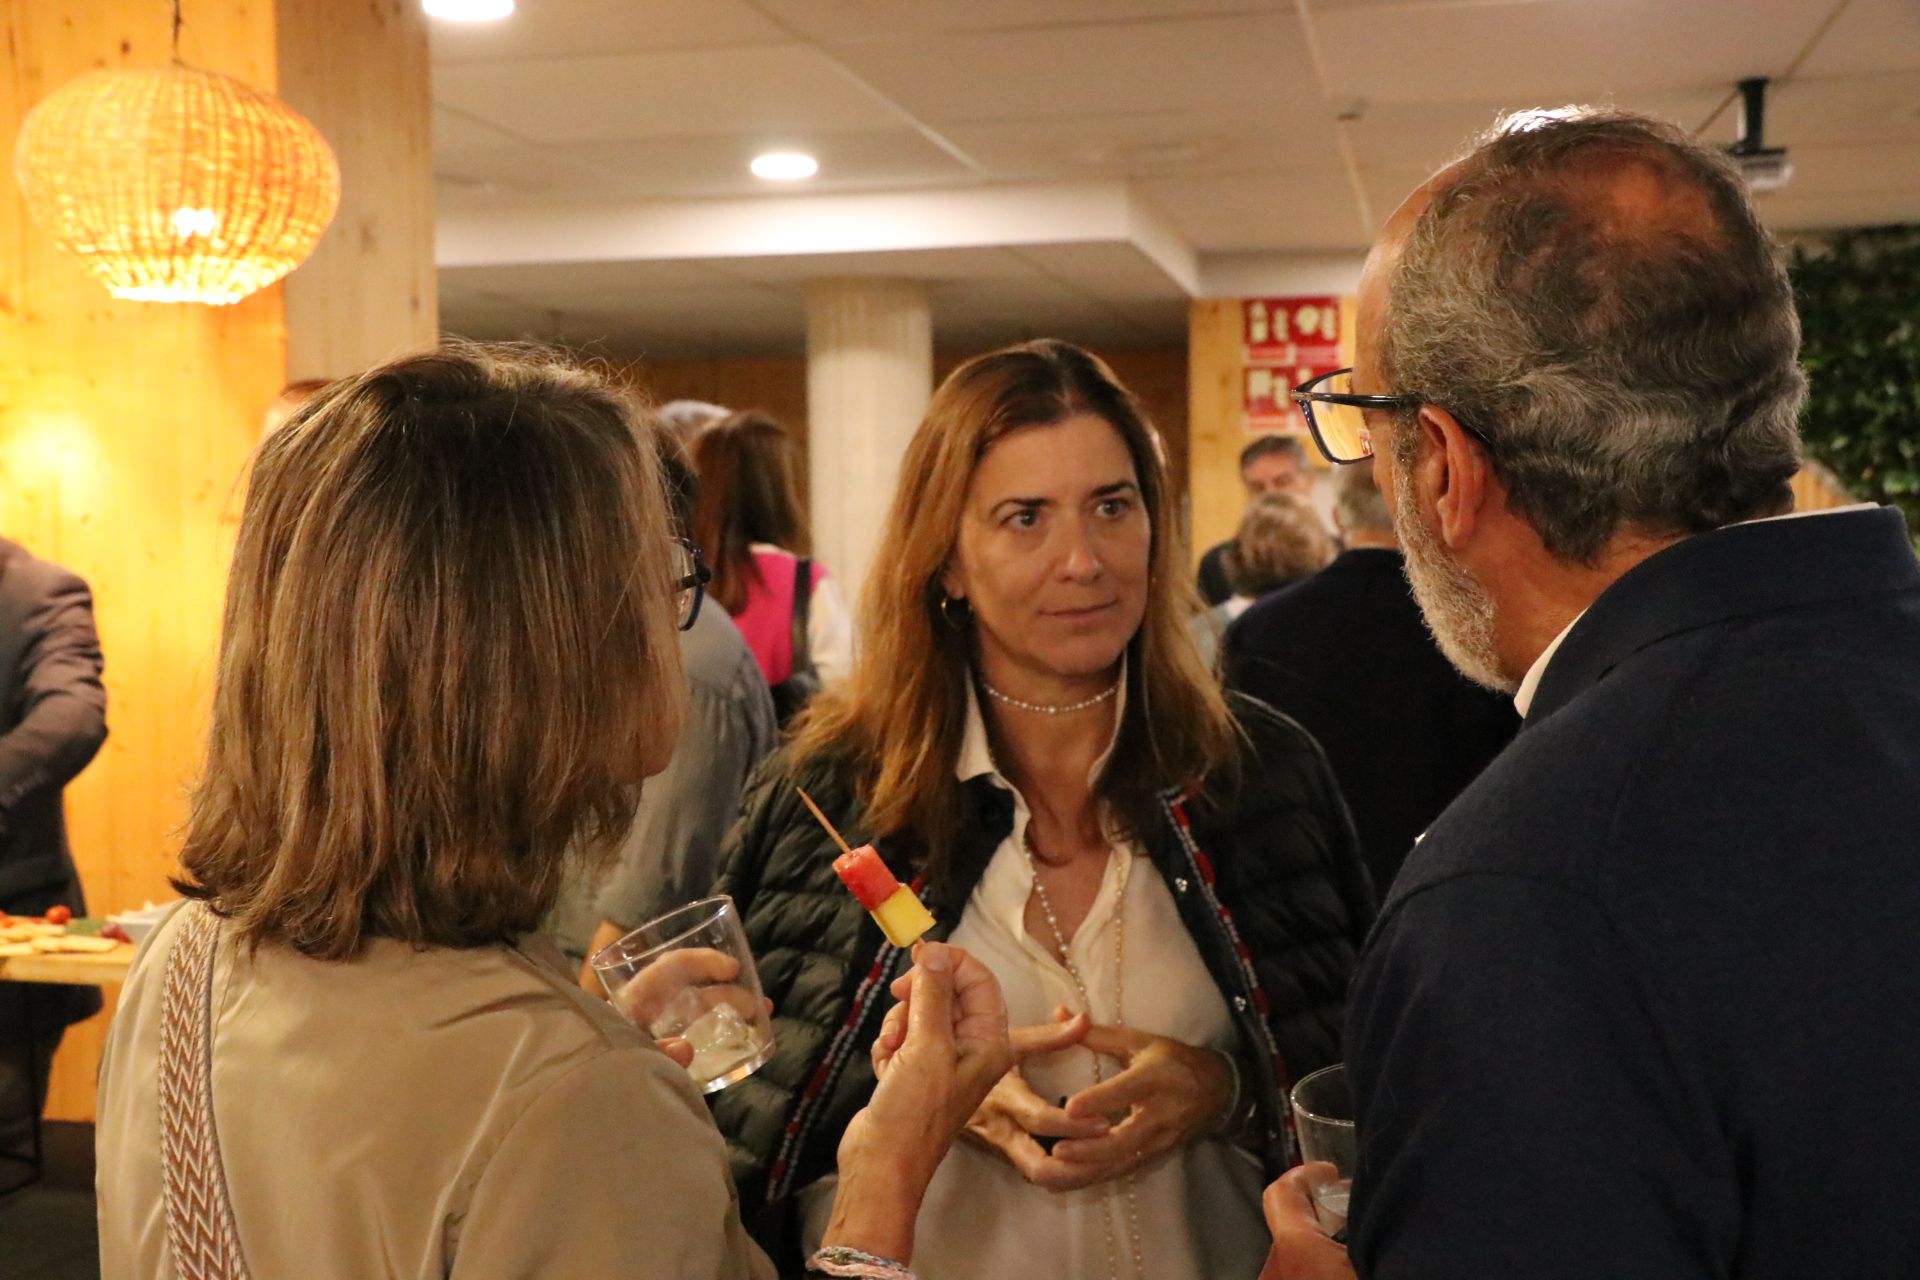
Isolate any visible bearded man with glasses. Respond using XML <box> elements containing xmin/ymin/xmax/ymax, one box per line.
<box><xmin>1261</xmin><ymin>109</ymin><xmax>1920</xmax><ymax>1280</ymax></box>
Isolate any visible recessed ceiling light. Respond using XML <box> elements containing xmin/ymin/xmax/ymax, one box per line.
<box><xmin>423</xmin><ymin>0</ymin><xmax>515</xmax><ymax>21</ymax></box>
<box><xmin>751</xmin><ymin>152</ymin><xmax>819</xmax><ymax>181</ymax></box>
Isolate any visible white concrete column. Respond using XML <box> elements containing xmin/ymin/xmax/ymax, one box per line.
<box><xmin>805</xmin><ymin>277</ymin><xmax>933</xmax><ymax>610</ymax></box>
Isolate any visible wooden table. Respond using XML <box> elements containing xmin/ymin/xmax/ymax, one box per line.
<box><xmin>0</xmin><ymin>942</ymin><xmax>137</xmax><ymax>986</ymax></box>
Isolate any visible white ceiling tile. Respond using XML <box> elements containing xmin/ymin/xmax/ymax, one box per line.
<box><xmin>433</xmin><ymin>46</ymin><xmax>902</xmax><ymax>144</ymax></box>
<box><xmin>1770</xmin><ymin>140</ymin><xmax>1920</xmax><ymax>199</ymax></box>
<box><xmin>1358</xmin><ymin>165</ymin><xmax>1453</xmax><ymax>228</ymax></box>
<box><xmin>428</xmin><ymin>0</ymin><xmax>1920</xmax><ymax>357</ymax></box>
<box><xmin>1765</xmin><ymin>73</ymin><xmax>1920</xmax><ymax>147</ymax></box>
<box><xmin>1314</xmin><ymin>0</ymin><xmax>1837</xmax><ymax>106</ymax></box>
<box><xmin>1139</xmin><ymin>168</ymin><xmax>1377</xmax><ymax>251</ymax></box>
<box><xmin>756</xmin><ymin>1</ymin><xmax>1278</xmax><ymax>41</ymax></box>
<box><xmin>824</xmin><ymin>14</ymin><xmax>1322</xmax><ymax>125</ymax></box>
<box><xmin>1795</xmin><ymin>0</ymin><xmax>1920</xmax><ymax>78</ymax></box>
<box><xmin>556</xmin><ymin>129</ymin><xmax>975</xmax><ymax>199</ymax></box>
<box><xmin>433</xmin><ymin>143</ymin><xmax>614</xmax><ymax>203</ymax></box>
<box><xmin>433</xmin><ymin>105</ymin><xmax>524</xmax><ymax>154</ymax></box>
<box><xmin>429</xmin><ymin>0</ymin><xmax>789</xmax><ymax>63</ymax></box>
<box><xmin>942</xmin><ymin>109</ymin><xmax>1345</xmax><ymax>180</ymax></box>
<box><xmin>1012</xmin><ymin>242</ymin><xmax>1191</xmax><ymax>301</ymax></box>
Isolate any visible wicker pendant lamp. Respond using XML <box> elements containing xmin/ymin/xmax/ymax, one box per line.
<box><xmin>14</xmin><ymin>4</ymin><xmax>340</xmax><ymax>306</ymax></box>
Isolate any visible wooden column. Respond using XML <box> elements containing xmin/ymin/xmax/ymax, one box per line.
<box><xmin>805</xmin><ymin>279</ymin><xmax>933</xmax><ymax>609</ymax></box>
<box><xmin>1</xmin><ymin>0</ymin><xmax>436</xmax><ymax>1122</ymax></box>
<box><xmin>1187</xmin><ymin>299</ymin><xmax>1249</xmax><ymax>569</ymax></box>
<box><xmin>277</xmin><ymin>0</ymin><xmax>438</xmax><ymax>383</ymax></box>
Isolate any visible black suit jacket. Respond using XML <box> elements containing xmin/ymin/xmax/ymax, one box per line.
<box><xmin>1222</xmin><ymin>547</ymin><xmax>1517</xmax><ymax>891</ymax></box>
<box><xmin>0</xmin><ymin>540</ymin><xmax>107</xmax><ymax>1036</ymax></box>
<box><xmin>1347</xmin><ymin>507</ymin><xmax>1920</xmax><ymax>1280</ymax></box>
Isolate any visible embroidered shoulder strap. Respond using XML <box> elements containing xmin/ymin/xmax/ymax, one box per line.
<box><xmin>159</xmin><ymin>904</ymin><xmax>253</xmax><ymax>1280</ymax></box>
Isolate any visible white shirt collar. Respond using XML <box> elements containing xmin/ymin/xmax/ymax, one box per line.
<box><xmin>1510</xmin><ymin>503</ymin><xmax>1881</xmax><ymax>717</ymax></box>
<box><xmin>955</xmin><ymin>657</ymin><xmax>1129</xmax><ymax>788</ymax></box>
<box><xmin>1512</xmin><ymin>612</ymin><xmax>1582</xmax><ymax>717</ymax></box>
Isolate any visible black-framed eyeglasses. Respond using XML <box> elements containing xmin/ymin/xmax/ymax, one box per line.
<box><xmin>670</xmin><ymin>538</ymin><xmax>711</xmax><ymax>631</ymax></box>
<box><xmin>1290</xmin><ymin>368</ymin><xmax>1494</xmax><ymax>464</ymax></box>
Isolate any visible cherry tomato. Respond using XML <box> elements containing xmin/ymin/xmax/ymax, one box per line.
<box><xmin>45</xmin><ymin>905</ymin><xmax>71</xmax><ymax>925</ymax></box>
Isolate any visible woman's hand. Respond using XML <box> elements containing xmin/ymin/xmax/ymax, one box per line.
<box><xmin>605</xmin><ymin>947</ymin><xmax>769</xmax><ymax>1070</ymax></box>
<box><xmin>824</xmin><ymin>943</ymin><xmax>1013</xmax><ymax>1262</ymax></box>
<box><xmin>608</xmin><ymin>947</ymin><xmax>741</xmax><ymax>1027</ymax></box>
<box><xmin>959</xmin><ymin>1012</ymin><xmax>1107</xmax><ymax>1180</ymax></box>
<box><xmin>1037</xmin><ymin>1023</ymin><xmax>1232</xmax><ymax>1189</ymax></box>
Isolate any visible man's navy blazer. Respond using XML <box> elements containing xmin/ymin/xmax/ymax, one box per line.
<box><xmin>1347</xmin><ymin>506</ymin><xmax>1920</xmax><ymax>1280</ymax></box>
<box><xmin>1223</xmin><ymin>547</ymin><xmax>1518</xmax><ymax>892</ymax></box>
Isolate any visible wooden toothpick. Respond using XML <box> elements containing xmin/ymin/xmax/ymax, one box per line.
<box><xmin>795</xmin><ymin>786</ymin><xmax>854</xmax><ymax>858</ymax></box>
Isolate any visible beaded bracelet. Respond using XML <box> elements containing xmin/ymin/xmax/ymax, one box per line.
<box><xmin>806</xmin><ymin>1245</ymin><xmax>917</xmax><ymax>1278</ymax></box>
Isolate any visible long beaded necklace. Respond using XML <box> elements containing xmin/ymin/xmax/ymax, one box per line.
<box><xmin>1022</xmin><ymin>823</ymin><xmax>1146</xmax><ymax>1280</ymax></box>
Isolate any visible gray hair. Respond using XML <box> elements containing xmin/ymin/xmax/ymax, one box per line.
<box><xmin>1380</xmin><ymin>109</ymin><xmax>1805</xmax><ymax>563</ymax></box>
<box><xmin>1335</xmin><ymin>463</ymin><xmax>1394</xmax><ymax>534</ymax></box>
<box><xmin>1224</xmin><ymin>493</ymin><xmax>1335</xmax><ymax>597</ymax></box>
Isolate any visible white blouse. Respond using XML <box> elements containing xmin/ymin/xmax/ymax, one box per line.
<box><xmin>800</xmin><ymin>677</ymin><xmax>1268</xmax><ymax>1280</ymax></box>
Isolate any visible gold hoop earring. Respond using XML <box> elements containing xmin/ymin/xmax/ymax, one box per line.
<box><xmin>938</xmin><ymin>595</ymin><xmax>970</xmax><ymax>631</ymax></box>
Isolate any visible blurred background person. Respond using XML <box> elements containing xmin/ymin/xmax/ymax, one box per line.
<box><xmin>1223</xmin><ymin>465</ymin><xmax>1518</xmax><ymax>893</ymax></box>
<box><xmin>1196</xmin><ymin>435</ymin><xmax>1319</xmax><ymax>607</ymax></box>
<box><xmin>693</xmin><ymin>409</ymin><xmax>853</xmax><ymax>723</ymax></box>
<box><xmin>547</xmin><ymin>419</ymin><xmax>777</xmax><ymax>980</ymax></box>
<box><xmin>1216</xmin><ymin>493</ymin><xmax>1337</xmax><ymax>626</ymax></box>
<box><xmin>657</xmin><ymin>398</ymin><xmax>730</xmax><ymax>454</ymax></box>
<box><xmin>0</xmin><ymin>540</ymin><xmax>107</xmax><ymax>1180</ymax></box>
<box><xmin>711</xmin><ymin>340</ymin><xmax>1373</xmax><ymax>1280</ymax></box>
<box><xmin>95</xmin><ymin>344</ymin><xmax>1014</xmax><ymax>1279</ymax></box>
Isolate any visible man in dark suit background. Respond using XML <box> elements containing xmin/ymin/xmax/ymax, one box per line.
<box><xmin>1260</xmin><ymin>110</ymin><xmax>1920</xmax><ymax>1280</ymax></box>
<box><xmin>1223</xmin><ymin>463</ymin><xmax>1516</xmax><ymax>892</ymax></box>
<box><xmin>0</xmin><ymin>540</ymin><xmax>107</xmax><ymax>1170</ymax></box>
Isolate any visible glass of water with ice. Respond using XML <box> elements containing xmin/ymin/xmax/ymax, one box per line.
<box><xmin>590</xmin><ymin>895</ymin><xmax>775</xmax><ymax>1093</ymax></box>
<box><xmin>1289</xmin><ymin>1063</ymin><xmax>1358</xmax><ymax>1234</ymax></box>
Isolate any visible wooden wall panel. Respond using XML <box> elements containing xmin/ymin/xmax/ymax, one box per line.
<box><xmin>3</xmin><ymin>0</ymin><xmax>283</xmax><ymax>1122</ymax></box>
<box><xmin>277</xmin><ymin>0</ymin><xmax>439</xmax><ymax>383</ymax></box>
<box><xmin>1094</xmin><ymin>347</ymin><xmax>1191</xmax><ymax>551</ymax></box>
<box><xmin>5</xmin><ymin>0</ymin><xmax>435</xmax><ymax>1122</ymax></box>
<box><xmin>1187</xmin><ymin>300</ymin><xmax>1248</xmax><ymax>569</ymax></box>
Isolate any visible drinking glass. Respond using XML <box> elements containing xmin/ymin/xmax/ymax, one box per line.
<box><xmin>1289</xmin><ymin>1063</ymin><xmax>1358</xmax><ymax>1233</ymax></box>
<box><xmin>589</xmin><ymin>895</ymin><xmax>774</xmax><ymax>1093</ymax></box>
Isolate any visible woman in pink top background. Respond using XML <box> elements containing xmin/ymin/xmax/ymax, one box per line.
<box><xmin>693</xmin><ymin>410</ymin><xmax>853</xmax><ymax>692</ymax></box>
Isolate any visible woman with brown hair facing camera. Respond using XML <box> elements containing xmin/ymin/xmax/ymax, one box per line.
<box><xmin>711</xmin><ymin>340</ymin><xmax>1374</xmax><ymax>1279</ymax></box>
<box><xmin>93</xmin><ymin>345</ymin><xmax>1010</xmax><ymax>1280</ymax></box>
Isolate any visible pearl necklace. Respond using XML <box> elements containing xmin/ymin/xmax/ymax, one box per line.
<box><xmin>1022</xmin><ymin>824</ymin><xmax>1145</xmax><ymax>1280</ymax></box>
<box><xmin>982</xmin><ymin>679</ymin><xmax>1120</xmax><ymax>715</ymax></box>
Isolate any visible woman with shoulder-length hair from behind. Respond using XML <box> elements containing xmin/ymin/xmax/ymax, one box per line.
<box><xmin>94</xmin><ymin>344</ymin><xmax>1013</xmax><ymax>1280</ymax></box>
<box><xmin>693</xmin><ymin>409</ymin><xmax>854</xmax><ymax>719</ymax></box>
<box><xmin>1218</xmin><ymin>491</ymin><xmax>1337</xmax><ymax>619</ymax></box>
<box><xmin>711</xmin><ymin>339</ymin><xmax>1375</xmax><ymax>1279</ymax></box>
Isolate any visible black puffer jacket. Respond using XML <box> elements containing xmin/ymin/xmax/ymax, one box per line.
<box><xmin>711</xmin><ymin>695</ymin><xmax>1374</xmax><ymax>1268</ymax></box>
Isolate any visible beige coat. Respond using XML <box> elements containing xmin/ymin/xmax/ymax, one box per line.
<box><xmin>97</xmin><ymin>903</ymin><xmax>775</xmax><ymax>1279</ymax></box>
